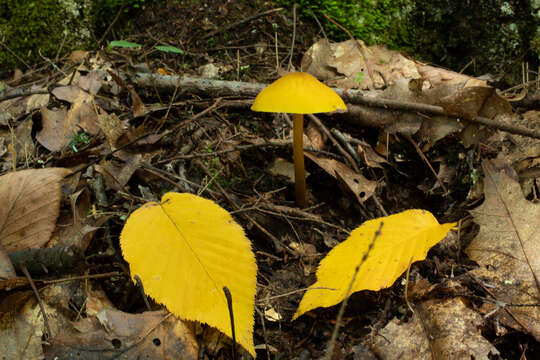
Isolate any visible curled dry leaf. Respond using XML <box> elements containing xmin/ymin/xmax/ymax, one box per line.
<box><xmin>0</xmin><ymin>168</ymin><xmax>72</xmax><ymax>252</ymax></box>
<box><xmin>305</xmin><ymin>152</ymin><xmax>376</xmax><ymax>204</ymax></box>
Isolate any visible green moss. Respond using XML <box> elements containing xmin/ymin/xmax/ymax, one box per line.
<box><xmin>277</xmin><ymin>0</ymin><xmax>411</xmax><ymax>46</ymax></box>
<box><xmin>0</xmin><ymin>0</ymin><xmax>91</xmax><ymax>73</ymax></box>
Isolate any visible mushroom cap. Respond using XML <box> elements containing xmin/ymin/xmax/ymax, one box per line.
<box><xmin>251</xmin><ymin>72</ymin><xmax>346</xmax><ymax>114</ymax></box>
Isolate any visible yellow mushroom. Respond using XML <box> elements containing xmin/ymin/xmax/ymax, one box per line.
<box><xmin>251</xmin><ymin>72</ymin><xmax>346</xmax><ymax>207</ymax></box>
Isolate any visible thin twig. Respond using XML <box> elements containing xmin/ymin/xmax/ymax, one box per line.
<box><xmin>98</xmin><ymin>0</ymin><xmax>127</xmax><ymax>46</ymax></box>
<box><xmin>134</xmin><ymin>274</ymin><xmax>152</xmax><ymax>311</ymax></box>
<box><xmin>202</xmin><ymin>8</ymin><xmax>284</xmax><ymax>39</ymax></box>
<box><xmin>325</xmin><ymin>222</ymin><xmax>383</xmax><ymax>359</ymax></box>
<box><xmin>131</xmin><ymin>72</ymin><xmax>540</xmax><ymax>139</ymax></box>
<box><xmin>404</xmin><ymin>260</ymin><xmax>437</xmax><ymax>360</ymax></box>
<box><xmin>288</xmin><ymin>4</ymin><xmax>297</xmax><ymax>71</ymax></box>
<box><xmin>330</xmin><ymin>128</ymin><xmax>361</xmax><ymax>165</ymax></box>
<box><xmin>20</xmin><ymin>264</ymin><xmax>52</xmax><ymax>340</ymax></box>
<box><xmin>0</xmin><ymin>90</ymin><xmax>50</xmax><ymax>102</ymax></box>
<box><xmin>308</xmin><ymin>114</ymin><xmax>361</xmax><ymax>172</ymax></box>
<box><xmin>255</xmin><ymin>307</ymin><xmax>272</xmax><ymax>360</ymax></box>
<box><xmin>322</xmin><ymin>13</ymin><xmax>376</xmax><ymax>89</ymax></box>
<box><xmin>405</xmin><ymin>134</ymin><xmax>449</xmax><ymax>195</ymax></box>
<box><xmin>307</xmin><ymin>8</ymin><xmax>328</xmax><ymax>41</ymax></box>
<box><xmin>0</xmin><ymin>40</ymin><xmax>31</xmax><ymax>69</ymax></box>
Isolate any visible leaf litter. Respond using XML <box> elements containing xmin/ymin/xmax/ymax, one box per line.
<box><xmin>0</xmin><ymin>2</ymin><xmax>539</xmax><ymax>359</ymax></box>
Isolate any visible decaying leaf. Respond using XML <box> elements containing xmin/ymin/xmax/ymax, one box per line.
<box><xmin>44</xmin><ymin>310</ymin><xmax>198</xmax><ymax>360</ymax></box>
<box><xmin>302</xmin><ymin>39</ymin><xmax>483</xmax><ymax>91</ymax></box>
<box><xmin>302</xmin><ymin>40</ymin><xmax>420</xmax><ymax>90</ymax></box>
<box><xmin>293</xmin><ymin>210</ymin><xmax>454</xmax><ymax>319</ymax></box>
<box><xmin>371</xmin><ymin>298</ymin><xmax>499</xmax><ymax>360</ymax></box>
<box><xmin>95</xmin><ymin>153</ymin><xmax>142</xmax><ymax>191</ymax></box>
<box><xmin>36</xmin><ymin>107</ymin><xmax>73</xmax><ymax>152</ymax></box>
<box><xmin>0</xmin><ymin>292</ymin><xmax>44</xmax><ymax>360</ymax></box>
<box><xmin>305</xmin><ymin>152</ymin><xmax>376</xmax><ymax>204</ymax></box>
<box><xmin>0</xmin><ymin>168</ymin><xmax>72</xmax><ymax>251</ymax></box>
<box><xmin>466</xmin><ymin>158</ymin><xmax>540</xmax><ymax>340</ymax></box>
<box><xmin>120</xmin><ymin>192</ymin><xmax>257</xmax><ymax>356</ymax></box>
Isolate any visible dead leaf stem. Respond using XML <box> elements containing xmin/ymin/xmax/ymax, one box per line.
<box><xmin>20</xmin><ymin>264</ymin><xmax>52</xmax><ymax>340</ymax></box>
<box><xmin>308</xmin><ymin>114</ymin><xmax>360</xmax><ymax>172</ymax></box>
<box><xmin>325</xmin><ymin>222</ymin><xmax>383</xmax><ymax>360</ymax></box>
<box><xmin>405</xmin><ymin>134</ymin><xmax>449</xmax><ymax>195</ymax></box>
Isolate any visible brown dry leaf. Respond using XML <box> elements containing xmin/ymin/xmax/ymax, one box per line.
<box><xmin>504</xmin><ymin>110</ymin><xmax>540</xmax><ymax>163</ymax></box>
<box><xmin>268</xmin><ymin>157</ymin><xmax>296</xmax><ymax>182</ymax></box>
<box><xmin>348</xmin><ymin>79</ymin><xmax>456</xmax><ymax>140</ymax></box>
<box><xmin>418</xmin><ymin>115</ymin><xmax>463</xmax><ymax>150</ymax></box>
<box><xmin>67</xmin><ymin>101</ymin><xmax>100</xmax><ymax>135</ymax></box>
<box><xmin>85</xmin><ymin>284</ymin><xmax>116</xmax><ymax>316</ymax></box>
<box><xmin>0</xmin><ymin>291</ymin><xmax>44</xmax><ymax>360</ymax></box>
<box><xmin>357</xmin><ymin>141</ymin><xmax>388</xmax><ymax>169</ymax></box>
<box><xmin>49</xmin><ymin>188</ymin><xmax>105</xmax><ymax>252</ymax></box>
<box><xmin>416</xmin><ymin>63</ymin><xmax>487</xmax><ymax>87</ymax></box>
<box><xmin>0</xmin><ymin>87</ymin><xmax>49</xmax><ymax>125</ymax></box>
<box><xmin>440</xmin><ymin>86</ymin><xmax>509</xmax><ymax>120</ymax></box>
<box><xmin>466</xmin><ymin>158</ymin><xmax>540</xmax><ymax>340</ymax></box>
<box><xmin>0</xmin><ymin>282</ymin><xmax>88</xmax><ymax>360</ymax></box>
<box><xmin>78</xmin><ymin>70</ymin><xmax>105</xmax><ymax>95</ymax></box>
<box><xmin>128</xmin><ymin>85</ymin><xmax>146</xmax><ymax>117</ymax></box>
<box><xmin>0</xmin><ymin>168</ymin><xmax>71</xmax><ymax>251</ymax></box>
<box><xmin>97</xmin><ymin>110</ymin><xmax>126</xmax><ymax>149</ymax></box>
<box><xmin>52</xmin><ymin>85</ymin><xmax>92</xmax><ymax>104</ymax></box>
<box><xmin>440</xmin><ymin>86</ymin><xmax>513</xmax><ymax>146</ymax></box>
<box><xmin>302</xmin><ymin>40</ymin><xmax>419</xmax><ymax>89</ymax></box>
<box><xmin>67</xmin><ymin>50</ymin><xmax>89</xmax><ymax>63</ymax></box>
<box><xmin>52</xmin><ymin>85</ymin><xmax>100</xmax><ymax>136</ymax></box>
<box><xmin>36</xmin><ymin>106</ymin><xmax>73</xmax><ymax>152</ymax></box>
<box><xmin>4</xmin><ymin>119</ymin><xmax>35</xmax><ymax>167</ymax></box>
<box><xmin>306</xmin><ymin>121</ymin><xmax>326</xmax><ymax>150</ymax></box>
<box><xmin>305</xmin><ymin>152</ymin><xmax>376</xmax><ymax>203</ymax></box>
<box><xmin>44</xmin><ymin>310</ymin><xmax>198</xmax><ymax>359</ymax></box>
<box><xmin>95</xmin><ymin>153</ymin><xmax>142</xmax><ymax>191</ymax></box>
<box><xmin>371</xmin><ymin>298</ymin><xmax>499</xmax><ymax>360</ymax></box>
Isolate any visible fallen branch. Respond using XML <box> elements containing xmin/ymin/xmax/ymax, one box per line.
<box><xmin>131</xmin><ymin>73</ymin><xmax>540</xmax><ymax>140</ymax></box>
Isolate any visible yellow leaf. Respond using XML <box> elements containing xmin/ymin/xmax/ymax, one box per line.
<box><xmin>120</xmin><ymin>192</ymin><xmax>257</xmax><ymax>356</ymax></box>
<box><xmin>293</xmin><ymin>209</ymin><xmax>455</xmax><ymax>319</ymax></box>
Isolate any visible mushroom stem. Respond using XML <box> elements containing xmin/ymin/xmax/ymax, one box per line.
<box><xmin>292</xmin><ymin>113</ymin><xmax>307</xmax><ymax>208</ymax></box>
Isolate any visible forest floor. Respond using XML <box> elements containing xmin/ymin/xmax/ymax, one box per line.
<box><xmin>0</xmin><ymin>1</ymin><xmax>539</xmax><ymax>359</ymax></box>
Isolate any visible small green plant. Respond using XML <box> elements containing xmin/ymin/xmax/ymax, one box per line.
<box><xmin>107</xmin><ymin>40</ymin><xmax>142</xmax><ymax>52</ymax></box>
<box><xmin>154</xmin><ymin>45</ymin><xmax>184</xmax><ymax>54</ymax></box>
<box><xmin>107</xmin><ymin>41</ymin><xmax>184</xmax><ymax>54</ymax></box>
<box><xmin>354</xmin><ymin>71</ymin><xmax>365</xmax><ymax>84</ymax></box>
<box><xmin>68</xmin><ymin>132</ymin><xmax>91</xmax><ymax>152</ymax></box>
